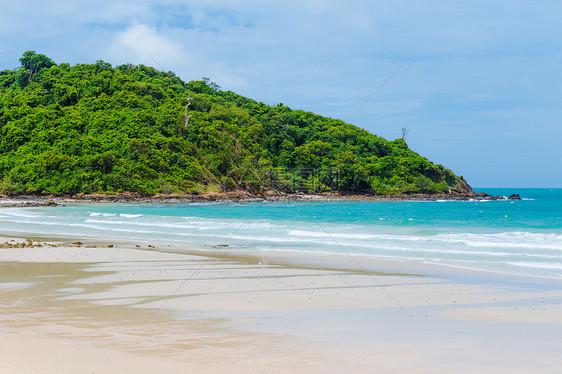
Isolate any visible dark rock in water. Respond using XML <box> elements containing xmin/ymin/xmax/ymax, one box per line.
<box><xmin>508</xmin><ymin>194</ymin><xmax>522</xmax><ymax>200</ymax></box>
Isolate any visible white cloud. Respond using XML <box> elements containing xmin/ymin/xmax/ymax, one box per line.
<box><xmin>105</xmin><ymin>22</ymin><xmax>249</xmax><ymax>89</ymax></box>
<box><xmin>110</xmin><ymin>23</ymin><xmax>187</xmax><ymax>67</ymax></box>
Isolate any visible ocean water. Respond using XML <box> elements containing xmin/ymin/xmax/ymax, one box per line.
<box><xmin>0</xmin><ymin>188</ymin><xmax>561</xmax><ymax>279</ymax></box>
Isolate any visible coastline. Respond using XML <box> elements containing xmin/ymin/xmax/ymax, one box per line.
<box><xmin>0</xmin><ymin>189</ymin><xmax>515</xmax><ymax>208</ymax></box>
<box><xmin>1</xmin><ymin>235</ymin><xmax>562</xmax><ymax>373</ymax></box>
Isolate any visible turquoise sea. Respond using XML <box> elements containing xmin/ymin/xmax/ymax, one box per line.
<box><xmin>1</xmin><ymin>188</ymin><xmax>561</xmax><ymax>279</ymax></box>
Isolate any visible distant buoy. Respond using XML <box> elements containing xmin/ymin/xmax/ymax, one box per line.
<box><xmin>505</xmin><ymin>215</ymin><xmax>508</xmax><ymax>218</ymax></box>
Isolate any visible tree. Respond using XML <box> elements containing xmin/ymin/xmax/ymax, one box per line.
<box><xmin>185</xmin><ymin>96</ymin><xmax>193</xmax><ymax>126</ymax></box>
<box><xmin>202</xmin><ymin>77</ymin><xmax>221</xmax><ymax>91</ymax></box>
<box><xmin>401</xmin><ymin>127</ymin><xmax>410</xmax><ymax>141</ymax></box>
<box><xmin>19</xmin><ymin>51</ymin><xmax>55</xmax><ymax>82</ymax></box>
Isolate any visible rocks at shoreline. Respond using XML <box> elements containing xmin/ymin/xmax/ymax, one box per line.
<box><xmin>0</xmin><ymin>190</ymin><xmax>521</xmax><ymax>205</ymax></box>
<box><xmin>0</xmin><ymin>239</ymin><xmax>61</xmax><ymax>248</ymax></box>
<box><xmin>473</xmin><ymin>192</ymin><xmax>506</xmax><ymax>201</ymax></box>
<box><xmin>0</xmin><ymin>199</ymin><xmax>58</xmax><ymax>208</ymax></box>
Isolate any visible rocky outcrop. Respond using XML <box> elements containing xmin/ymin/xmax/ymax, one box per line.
<box><xmin>0</xmin><ymin>199</ymin><xmax>57</xmax><ymax>208</ymax></box>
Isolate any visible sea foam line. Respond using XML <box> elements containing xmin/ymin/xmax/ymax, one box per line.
<box><xmin>288</xmin><ymin>229</ymin><xmax>562</xmax><ymax>250</ymax></box>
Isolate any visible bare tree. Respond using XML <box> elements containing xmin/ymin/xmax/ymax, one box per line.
<box><xmin>401</xmin><ymin>127</ymin><xmax>410</xmax><ymax>141</ymax></box>
<box><xmin>185</xmin><ymin>97</ymin><xmax>192</xmax><ymax>127</ymax></box>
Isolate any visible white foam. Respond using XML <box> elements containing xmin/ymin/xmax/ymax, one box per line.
<box><xmin>119</xmin><ymin>214</ymin><xmax>143</xmax><ymax>218</ymax></box>
<box><xmin>84</xmin><ymin>218</ymin><xmax>274</xmax><ymax>232</ymax></box>
<box><xmin>85</xmin><ymin>218</ymin><xmax>222</xmax><ymax>230</ymax></box>
<box><xmin>289</xmin><ymin>230</ymin><xmax>375</xmax><ymax>240</ymax></box>
<box><xmin>436</xmin><ymin>232</ymin><xmax>562</xmax><ymax>250</ymax></box>
<box><xmin>507</xmin><ymin>262</ymin><xmax>562</xmax><ymax>271</ymax></box>
<box><xmin>0</xmin><ymin>209</ymin><xmax>41</xmax><ymax>218</ymax></box>
<box><xmin>88</xmin><ymin>212</ymin><xmax>116</xmax><ymax>217</ymax></box>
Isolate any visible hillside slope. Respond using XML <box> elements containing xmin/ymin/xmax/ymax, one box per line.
<box><xmin>0</xmin><ymin>51</ymin><xmax>471</xmax><ymax>196</ymax></box>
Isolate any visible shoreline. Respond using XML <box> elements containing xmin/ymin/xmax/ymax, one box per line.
<box><xmin>0</xmin><ymin>189</ymin><xmax>517</xmax><ymax>207</ymax></box>
<box><xmin>3</xmin><ymin>232</ymin><xmax>560</xmax><ymax>286</ymax></box>
<box><xmin>2</xmin><ymin>233</ymin><xmax>561</xmax><ymax>293</ymax></box>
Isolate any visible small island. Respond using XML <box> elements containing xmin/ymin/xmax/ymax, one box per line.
<box><xmin>0</xmin><ymin>52</ymin><xmax>479</xmax><ymax>200</ymax></box>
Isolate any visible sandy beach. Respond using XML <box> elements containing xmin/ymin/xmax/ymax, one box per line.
<box><xmin>1</xmin><ymin>236</ymin><xmax>562</xmax><ymax>373</ymax></box>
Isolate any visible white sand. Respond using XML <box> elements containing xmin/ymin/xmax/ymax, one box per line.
<box><xmin>1</xmin><ymin>237</ymin><xmax>562</xmax><ymax>373</ymax></box>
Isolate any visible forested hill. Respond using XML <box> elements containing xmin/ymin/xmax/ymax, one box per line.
<box><xmin>0</xmin><ymin>51</ymin><xmax>471</xmax><ymax>196</ymax></box>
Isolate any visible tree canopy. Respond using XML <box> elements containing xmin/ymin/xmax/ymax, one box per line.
<box><xmin>0</xmin><ymin>52</ymin><xmax>469</xmax><ymax>195</ymax></box>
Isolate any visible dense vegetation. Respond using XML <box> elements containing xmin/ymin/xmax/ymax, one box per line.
<box><xmin>0</xmin><ymin>51</ymin><xmax>469</xmax><ymax>195</ymax></box>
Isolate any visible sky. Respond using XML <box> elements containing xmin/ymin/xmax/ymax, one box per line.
<box><xmin>1</xmin><ymin>0</ymin><xmax>561</xmax><ymax>188</ymax></box>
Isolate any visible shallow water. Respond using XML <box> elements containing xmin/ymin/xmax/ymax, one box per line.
<box><xmin>1</xmin><ymin>188</ymin><xmax>561</xmax><ymax>279</ymax></box>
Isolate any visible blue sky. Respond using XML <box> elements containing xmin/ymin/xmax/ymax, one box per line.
<box><xmin>1</xmin><ymin>0</ymin><xmax>561</xmax><ymax>188</ymax></box>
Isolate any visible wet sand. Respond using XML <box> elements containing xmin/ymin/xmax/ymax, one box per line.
<box><xmin>1</xmin><ymin>237</ymin><xmax>562</xmax><ymax>373</ymax></box>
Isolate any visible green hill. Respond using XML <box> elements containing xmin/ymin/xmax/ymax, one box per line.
<box><xmin>0</xmin><ymin>51</ymin><xmax>470</xmax><ymax>196</ymax></box>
